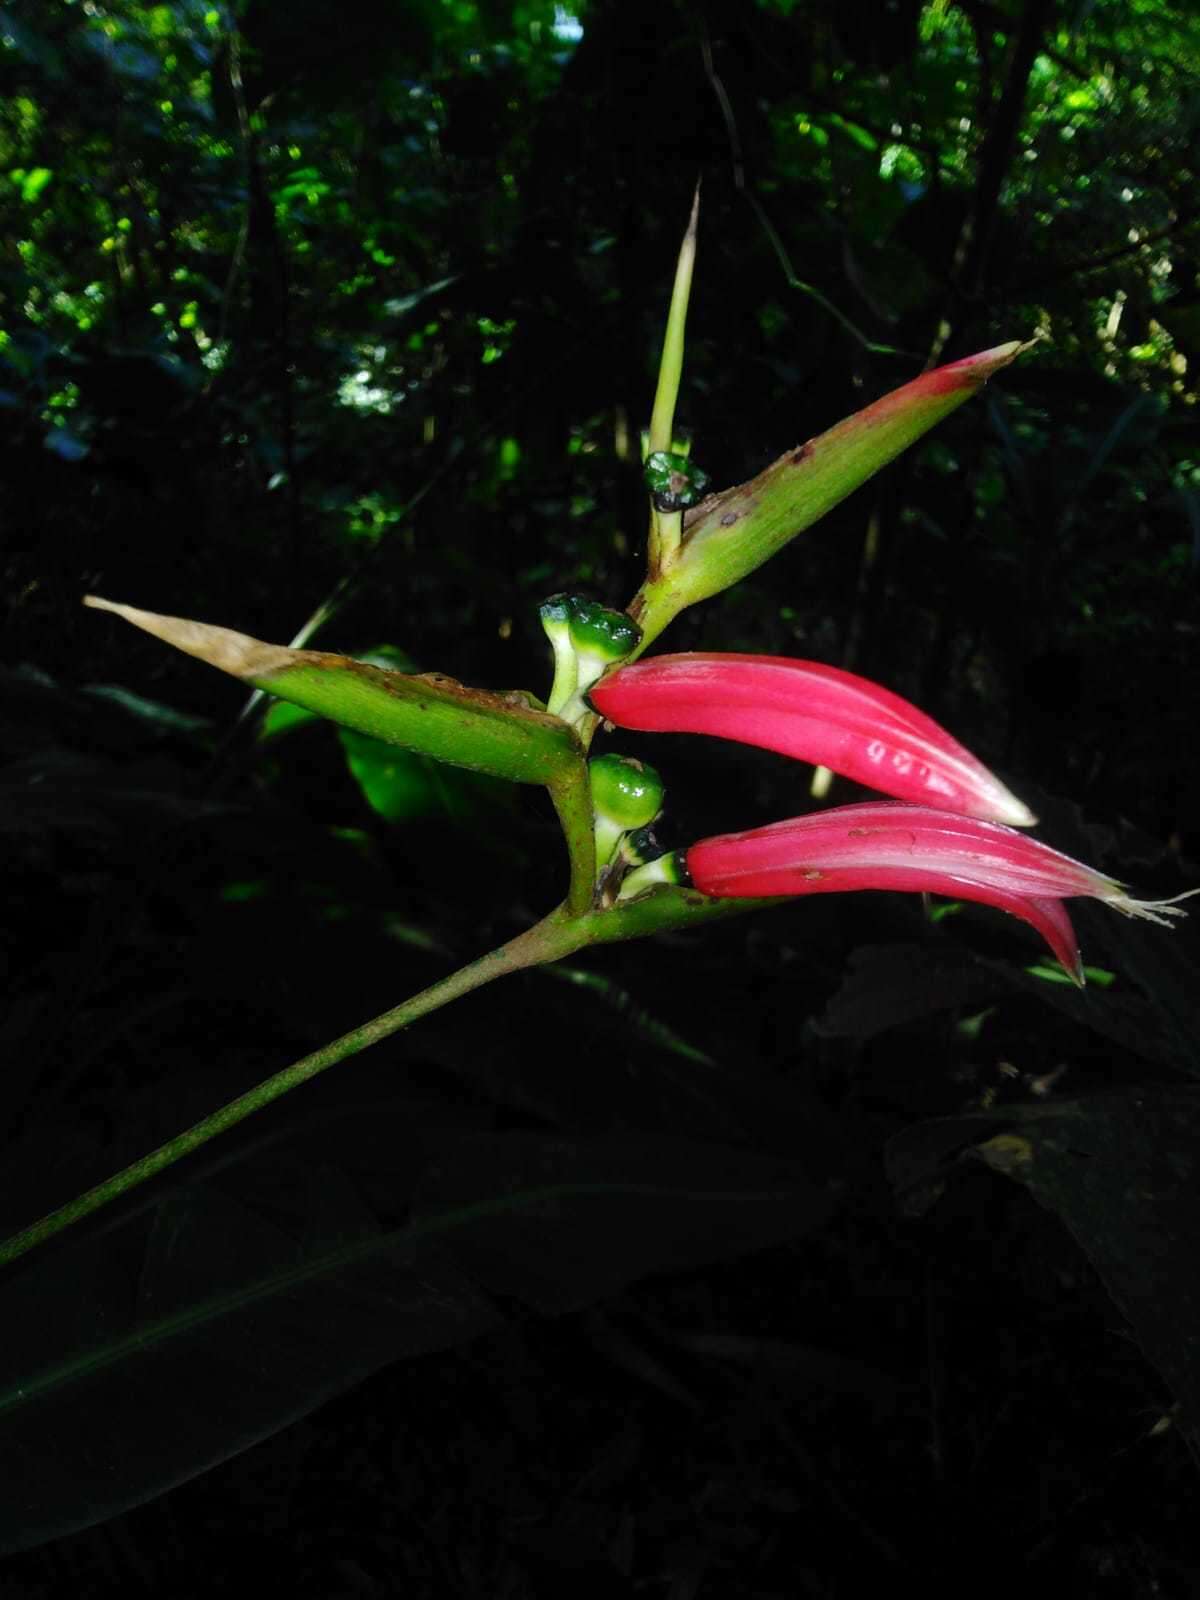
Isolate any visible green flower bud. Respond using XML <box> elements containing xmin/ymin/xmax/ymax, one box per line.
<box><xmin>538</xmin><ymin>594</ymin><xmax>574</xmax><ymax>633</ymax></box>
<box><xmin>590</xmin><ymin>753</ymin><xmax>665</xmax><ymax>868</ymax></box>
<box><xmin>644</xmin><ymin>451</ymin><xmax>710</xmax><ymax>514</ymax></box>
<box><xmin>541</xmin><ymin>595</ymin><xmax>642</xmax><ymax>725</ymax></box>
<box><xmin>567</xmin><ymin>598</ymin><xmax>642</xmax><ymax>666</ymax></box>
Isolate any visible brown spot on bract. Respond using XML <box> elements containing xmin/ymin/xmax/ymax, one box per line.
<box><xmin>719</xmin><ymin>511</ymin><xmax>739</xmax><ymax>527</ymax></box>
<box><xmin>790</xmin><ymin>443</ymin><xmax>813</xmax><ymax>466</ymax></box>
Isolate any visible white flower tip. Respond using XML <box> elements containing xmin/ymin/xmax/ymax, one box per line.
<box><xmin>996</xmin><ymin>795</ymin><xmax>1038</xmax><ymax>829</ymax></box>
<box><xmin>954</xmin><ymin>336</ymin><xmax>1040</xmax><ymax>374</ymax></box>
<box><xmin>1106</xmin><ymin>887</ymin><xmax>1200</xmax><ymax>927</ymax></box>
<box><xmin>991</xmin><ymin>334</ymin><xmax>1043</xmax><ymax>363</ymax></box>
<box><xmin>978</xmin><ymin>773</ymin><xmax>1037</xmax><ymax>828</ymax></box>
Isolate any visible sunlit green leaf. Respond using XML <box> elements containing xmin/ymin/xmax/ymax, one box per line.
<box><xmin>84</xmin><ymin>600</ymin><xmax>581</xmax><ymax>789</ymax></box>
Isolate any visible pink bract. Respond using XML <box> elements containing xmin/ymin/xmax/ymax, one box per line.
<box><xmin>591</xmin><ymin>654</ymin><xmax>1035</xmax><ymax>827</ymax></box>
<box><xmin>685</xmin><ymin>802</ymin><xmax>1193</xmax><ymax>982</ymax></box>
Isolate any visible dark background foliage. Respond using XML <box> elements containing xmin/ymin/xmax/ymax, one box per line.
<box><xmin>3</xmin><ymin>0</ymin><xmax>1200</xmax><ymax>1592</ymax></box>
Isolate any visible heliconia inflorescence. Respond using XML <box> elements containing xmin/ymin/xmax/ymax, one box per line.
<box><xmin>590</xmin><ymin>653</ymin><xmax>1035</xmax><ymax>828</ymax></box>
<box><xmin>680</xmin><ymin>802</ymin><xmax>1198</xmax><ymax>984</ymax></box>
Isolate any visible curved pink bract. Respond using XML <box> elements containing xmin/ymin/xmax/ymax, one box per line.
<box><xmin>591</xmin><ymin>654</ymin><xmax>1035</xmax><ymax>827</ymax></box>
<box><xmin>683</xmin><ymin>802</ymin><xmax>1127</xmax><ymax>981</ymax></box>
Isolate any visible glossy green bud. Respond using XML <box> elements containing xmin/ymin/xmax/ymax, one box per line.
<box><xmin>590</xmin><ymin>752</ymin><xmax>665</xmax><ymax>868</ymax></box>
<box><xmin>644</xmin><ymin>451</ymin><xmax>710</xmax><ymax>514</ymax></box>
<box><xmin>590</xmin><ymin>753</ymin><xmax>665</xmax><ymax>829</ymax></box>
<box><xmin>566</xmin><ymin>598</ymin><xmax>642</xmax><ymax>664</ymax></box>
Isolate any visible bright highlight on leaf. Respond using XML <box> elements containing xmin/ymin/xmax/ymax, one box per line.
<box><xmin>590</xmin><ymin>652</ymin><xmax>1035</xmax><ymax>827</ymax></box>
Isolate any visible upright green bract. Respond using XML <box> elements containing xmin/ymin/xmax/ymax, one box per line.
<box><xmin>630</xmin><ymin>340</ymin><xmax>1035</xmax><ymax>648</ymax></box>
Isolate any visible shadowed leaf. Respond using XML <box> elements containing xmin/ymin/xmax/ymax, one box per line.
<box><xmin>0</xmin><ymin>1110</ymin><xmax>831</xmax><ymax>1555</ymax></box>
<box><xmin>888</xmin><ymin>1088</ymin><xmax>1200</xmax><ymax>1468</ymax></box>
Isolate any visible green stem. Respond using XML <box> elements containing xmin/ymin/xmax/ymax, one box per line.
<box><xmin>0</xmin><ymin>878</ymin><xmax>780</xmax><ymax>1274</ymax></box>
<box><xmin>549</xmin><ymin>758</ymin><xmax>597</xmax><ymax>915</ymax></box>
<box><xmin>652</xmin><ymin>507</ymin><xmax>683</xmax><ymax>574</ymax></box>
<box><xmin>647</xmin><ymin>186</ymin><xmax>699</xmax><ymax>576</ymax></box>
<box><xmin>544</xmin><ymin>630</ymin><xmax>579</xmax><ymax>719</ymax></box>
<box><xmin>0</xmin><ymin>909</ymin><xmax>589</xmax><ymax>1273</ymax></box>
<box><xmin>625</xmin><ymin>575</ymin><xmax>686</xmax><ymax>659</ymax></box>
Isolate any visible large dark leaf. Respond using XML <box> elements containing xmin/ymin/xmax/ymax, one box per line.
<box><xmin>887</xmin><ymin>1087</ymin><xmax>1200</xmax><ymax>1469</ymax></box>
<box><xmin>0</xmin><ymin>1104</ymin><xmax>831</xmax><ymax>1554</ymax></box>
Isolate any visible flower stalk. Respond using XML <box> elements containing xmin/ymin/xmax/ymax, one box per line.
<box><xmin>0</xmin><ymin>880</ymin><xmax>773</xmax><ymax>1270</ymax></box>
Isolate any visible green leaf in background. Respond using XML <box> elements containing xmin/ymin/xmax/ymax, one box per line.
<box><xmin>337</xmin><ymin>726</ymin><xmax>513</xmax><ymax>824</ymax></box>
<box><xmin>813</xmin><ymin>942</ymin><xmax>1005</xmax><ymax>1040</ymax></box>
<box><xmin>260</xmin><ymin>650</ymin><xmax>515</xmax><ymax>826</ymax></box>
<box><xmin>81</xmin><ymin>684</ymin><xmax>213</xmax><ymax>738</ymax></box>
<box><xmin>260</xmin><ymin>697</ymin><xmax>321</xmax><ymax>739</ymax></box>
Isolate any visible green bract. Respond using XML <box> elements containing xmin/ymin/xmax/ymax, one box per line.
<box><xmin>83</xmin><ymin>598</ymin><xmax>581</xmax><ymax>789</ymax></box>
<box><xmin>630</xmin><ymin>340</ymin><xmax>1035</xmax><ymax>650</ymax></box>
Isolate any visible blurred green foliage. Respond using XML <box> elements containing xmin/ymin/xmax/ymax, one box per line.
<box><xmin>4</xmin><ymin>0</ymin><xmax>1199</xmax><ymax>841</ymax></box>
